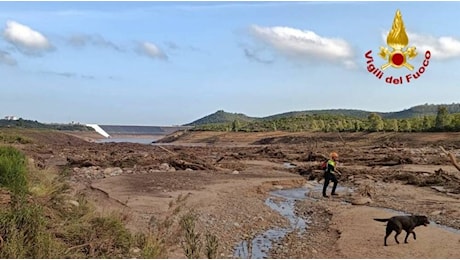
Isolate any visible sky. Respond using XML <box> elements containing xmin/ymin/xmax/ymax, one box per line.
<box><xmin>1</xmin><ymin>1</ymin><xmax>460</xmax><ymax>125</ymax></box>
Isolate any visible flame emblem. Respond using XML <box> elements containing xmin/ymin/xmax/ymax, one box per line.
<box><xmin>379</xmin><ymin>10</ymin><xmax>417</xmax><ymax>70</ymax></box>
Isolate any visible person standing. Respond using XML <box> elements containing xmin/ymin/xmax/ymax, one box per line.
<box><xmin>323</xmin><ymin>152</ymin><xmax>340</xmax><ymax>198</ymax></box>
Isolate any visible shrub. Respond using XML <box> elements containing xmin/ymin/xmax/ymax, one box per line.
<box><xmin>180</xmin><ymin>211</ymin><xmax>202</xmax><ymax>259</ymax></box>
<box><xmin>0</xmin><ymin>146</ymin><xmax>28</xmax><ymax>201</ymax></box>
<box><xmin>0</xmin><ymin>202</ymin><xmax>65</xmax><ymax>258</ymax></box>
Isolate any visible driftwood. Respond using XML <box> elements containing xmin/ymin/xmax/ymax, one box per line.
<box><xmin>337</xmin><ymin>133</ymin><xmax>347</xmax><ymax>146</ymax></box>
<box><xmin>157</xmin><ymin>145</ymin><xmax>177</xmax><ymax>156</ymax></box>
<box><xmin>168</xmin><ymin>159</ymin><xmax>210</xmax><ymax>171</ymax></box>
<box><xmin>65</xmin><ymin>243</ymin><xmax>92</xmax><ymax>254</ymax></box>
<box><xmin>89</xmin><ymin>184</ymin><xmax>128</xmax><ymax>207</ymax></box>
<box><xmin>440</xmin><ymin>146</ymin><xmax>460</xmax><ymax>172</ymax></box>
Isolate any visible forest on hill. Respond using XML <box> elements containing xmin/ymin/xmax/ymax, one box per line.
<box><xmin>0</xmin><ymin>118</ymin><xmax>92</xmax><ymax>131</ymax></box>
<box><xmin>189</xmin><ymin>104</ymin><xmax>460</xmax><ymax>133</ymax></box>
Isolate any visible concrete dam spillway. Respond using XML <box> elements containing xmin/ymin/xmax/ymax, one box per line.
<box><xmin>86</xmin><ymin>124</ymin><xmax>191</xmax><ymax>139</ymax></box>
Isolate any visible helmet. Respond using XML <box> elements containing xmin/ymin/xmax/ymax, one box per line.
<box><xmin>330</xmin><ymin>152</ymin><xmax>339</xmax><ymax>159</ymax></box>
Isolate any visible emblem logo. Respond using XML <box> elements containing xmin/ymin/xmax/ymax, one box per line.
<box><xmin>379</xmin><ymin>10</ymin><xmax>417</xmax><ymax>71</ymax></box>
<box><xmin>364</xmin><ymin>10</ymin><xmax>431</xmax><ymax>85</ymax></box>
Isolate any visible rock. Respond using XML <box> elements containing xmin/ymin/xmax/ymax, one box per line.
<box><xmin>231</xmin><ymin>170</ymin><xmax>239</xmax><ymax>175</ymax></box>
<box><xmin>273</xmin><ymin>185</ymin><xmax>284</xmax><ymax>190</ymax></box>
<box><xmin>365</xmin><ymin>174</ymin><xmax>375</xmax><ymax>180</ymax></box>
<box><xmin>351</xmin><ymin>197</ymin><xmax>373</xmax><ymax>205</ymax></box>
<box><xmin>431</xmin><ymin>186</ymin><xmax>447</xmax><ymax>193</ymax></box>
<box><xmin>283</xmin><ymin>162</ymin><xmax>296</xmax><ymax>168</ymax></box>
<box><xmin>430</xmin><ymin>210</ymin><xmax>442</xmax><ymax>216</ymax></box>
<box><xmin>303</xmin><ymin>182</ymin><xmax>315</xmax><ymax>189</ymax></box>
<box><xmin>185</xmin><ymin>168</ymin><xmax>194</xmax><ymax>172</ymax></box>
<box><xmin>446</xmin><ymin>192</ymin><xmax>460</xmax><ymax>198</ymax></box>
<box><xmin>130</xmin><ymin>247</ymin><xmax>141</xmax><ymax>254</ymax></box>
<box><xmin>103</xmin><ymin>167</ymin><xmax>123</xmax><ymax>176</ymax></box>
<box><xmin>168</xmin><ymin>167</ymin><xmax>176</xmax><ymax>172</ymax></box>
<box><xmin>159</xmin><ymin>163</ymin><xmax>170</xmax><ymax>171</ymax></box>
<box><xmin>66</xmin><ymin>200</ymin><xmax>80</xmax><ymax>207</ymax></box>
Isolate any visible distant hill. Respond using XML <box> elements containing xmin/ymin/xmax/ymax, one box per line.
<box><xmin>187</xmin><ymin>103</ymin><xmax>460</xmax><ymax>126</ymax></box>
<box><xmin>0</xmin><ymin>118</ymin><xmax>92</xmax><ymax>131</ymax></box>
<box><xmin>380</xmin><ymin>103</ymin><xmax>460</xmax><ymax>119</ymax></box>
<box><xmin>185</xmin><ymin>110</ymin><xmax>256</xmax><ymax>126</ymax></box>
<box><xmin>263</xmin><ymin>109</ymin><xmax>372</xmax><ymax>120</ymax></box>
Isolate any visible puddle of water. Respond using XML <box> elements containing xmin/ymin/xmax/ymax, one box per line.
<box><xmin>234</xmin><ymin>189</ymin><xmax>308</xmax><ymax>259</ymax></box>
<box><xmin>431</xmin><ymin>222</ymin><xmax>460</xmax><ymax>234</ymax></box>
<box><xmin>234</xmin><ymin>228</ymin><xmax>287</xmax><ymax>259</ymax></box>
<box><xmin>265</xmin><ymin>197</ymin><xmax>308</xmax><ymax>233</ymax></box>
<box><xmin>234</xmin><ymin>183</ymin><xmax>460</xmax><ymax>259</ymax></box>
<box><xmin>271</xmin><ymin>187</ymin><xmax>308</xmax><ymax>200</ymax></box>
<box><xmin>234</xmin><ymin>185</ymin><xmax>349</xmax><ymax>259</ymax></box>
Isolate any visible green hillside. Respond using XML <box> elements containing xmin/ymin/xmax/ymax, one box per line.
<box><xmin>263</xmin><ymin>109</ymin><xmax>372</xmax><ymax>120</ymax></box>
<box><xmin>185</xmin><ymin>110</ymin><xmax>256</xmax><ymax>126</ymax></box>
<box><xmin>189</xmin><ymin>103</ymin><xmax>460</xmax><ymax>126</ymax></box>
<box><xmin>0</xmin><ymin>118</ymin><xmax>92</xmax><ymax>131</ymax></box>
<box><xmin>381</xmin><ymin>103</ymin><xmax>460</xmax><ymax>119</ymax></box>
<box><xmin>187</xmin><ymin>103</ymin><xmax>460</xmax><ymax>133</ymax></box>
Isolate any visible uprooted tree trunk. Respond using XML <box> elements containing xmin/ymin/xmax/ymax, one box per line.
<box><xmin>440</xmin><ymin>146</ymin><xmax>460</xmax><ymax>172</ymax></box>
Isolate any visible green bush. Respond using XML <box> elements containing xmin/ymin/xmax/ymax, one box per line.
<box><xmin>0</xmin><ymin>146</ymin><xmax>28</xmax><ymax>199</ymax></box>
<box><xmin>180</xmin><ymin>211</ymin><xmax>202</xmax><ymax>259</ymax></box>
<box><xmin>0</xmin><ymin>146</ymin><xmax>173</xmax><ymax>259</ymax></box>
<box><xmin>63</xmin><ymin>214</ymin><xmax>133</xmax><ymax>258</ymax></box>
<box><xmin>133</xmin><ymin>231</ymin><xmax>167</xmax><ymax>258</ymax></box>
<box><xmin>0</xmin><ymin>202</ymin><xmax>65</xmax><ymax>258</ymax></box>
<box><xmin>0</xmin><ymin>133</ymin><xmax>32</xmax><ymax>144</ymax></box>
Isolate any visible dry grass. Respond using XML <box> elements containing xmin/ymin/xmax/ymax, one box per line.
<box><xmin>0</xmin><ymin>146</ymin><xmax>170</xmax><ymax>258</ymax></box>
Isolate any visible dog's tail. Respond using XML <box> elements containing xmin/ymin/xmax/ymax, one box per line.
<box><xmin>373</xmin><ymin>218</ymin><xmax>390</xmax><ymax>222</ymax></box>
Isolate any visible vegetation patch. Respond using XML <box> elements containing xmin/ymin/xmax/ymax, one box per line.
<box><xmin>0</xmin><ymin>146</ymin><xmax>170</xmax><ymax>258</ymax></box>
<box><xmin>192</xmin><ymin>106</ymin><xmax>460</xmax><ymax>133</ymax></box>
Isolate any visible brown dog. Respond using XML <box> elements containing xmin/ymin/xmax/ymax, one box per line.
<box><xmin>374</xmin><ymin>215</ymin><xmax>430</xmax><ymax>246</ymax></box>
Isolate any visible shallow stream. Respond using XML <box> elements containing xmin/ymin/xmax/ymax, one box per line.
<box><xmin>233</xmin><ymin>185</ymin><xmax>349</xmax><ymax>259</ymax></box>
<box><xmin>233</xmin><ymin>184</ymin><xmax>460</xmax><ymax>259</ymax></box>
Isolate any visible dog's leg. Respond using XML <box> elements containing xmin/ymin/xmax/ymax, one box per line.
<box><xmin>404</xmin><ymin>229</ymin><xmax>416</xmax><ymax>243</ymax></box>
<box><xmin>384</xmin><ymin>235</ymin><xmax>389</xmax><ymax>246</ymax></box>
<box><xmin>384</xmin><ymin>227</ymin><xmax>392</xmax><ymax>246</ymax></box>
<box><xmin>404</xmin><ymin>231</ymin><xmax>410</xmax><ymax>243</ymax></box>
<box><xmin>394</xmin><ymin>230</ymin><xmax>401</xmax><ymax>244</ymax></box>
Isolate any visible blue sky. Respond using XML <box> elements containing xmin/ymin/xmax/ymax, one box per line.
<box><xmin>1</xmin><ymin>1</ymin><xmax>460</xmax><ymax>125</ymax></box>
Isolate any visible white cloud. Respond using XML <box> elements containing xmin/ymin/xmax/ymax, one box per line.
<box><xmin>137</xmin><ymin>42</ymin><xmax>167</xmax><ymax>60</ymax></box>
<box><xmin>67</xmin><ymin>34</ymin><xmax>124</xmax><ymax>52</ymax></box>
<box><xmin>0</xmin><ymin>50</ymin><xmax>17</xmax><ymax>66</ymax></box>
<box><xmin>381</xmin><ymin>31</ymin><xmax>460</xmax><ymax>60</ymax></box>
<box><xmin>249</xmin><ymin>25</ymin><xmax>355</xmax><ymax>68</ymax></box>
<box><xmin>2</xmin><ymin>20</ymin><xmax>53</xmax><ymax>55</ymax></box>
<box><xmin>39</xmin><ymin>70</ymin><xmax>96</xmax><ymax>80</ymax></box>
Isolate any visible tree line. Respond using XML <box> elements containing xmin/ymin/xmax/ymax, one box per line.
<box><xmin>194</xmin><ymin>106</ymin><xmax>460</xmax><ymax>133</ymax></box>
<box><xmin>0</xmin><ymin>118</ymin><xmax>92</xmax><ymax>131</ymax></box>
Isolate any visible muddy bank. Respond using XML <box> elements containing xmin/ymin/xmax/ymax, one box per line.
<box><xmin>3</xmin><ymin>129</ymin><xmax>460</xmax><ymax>258</ymax></box>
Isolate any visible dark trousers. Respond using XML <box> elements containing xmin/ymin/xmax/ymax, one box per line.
<box><xmin>323</xmin><ymin>172</ymin><xmax>338</xmax><ymax>196</ymax></box>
